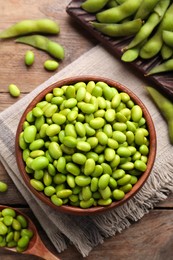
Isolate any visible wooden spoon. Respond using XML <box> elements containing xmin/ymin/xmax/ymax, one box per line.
<box><xmin>0</xmin><ymin>205</ymin><xmax>60</xmax><ymax>260</ymax></box>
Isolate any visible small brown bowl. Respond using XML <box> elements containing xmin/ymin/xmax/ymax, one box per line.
<box><xmin>15</xmin><ymin>76</ymin><xmax>157</xmax><ymax>215</ymax></box>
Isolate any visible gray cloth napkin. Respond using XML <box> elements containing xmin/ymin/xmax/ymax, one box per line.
<box><xmin>0</xmin><ymin>45</ymin><xmax>173</xmax><ymax>257</ymax></box>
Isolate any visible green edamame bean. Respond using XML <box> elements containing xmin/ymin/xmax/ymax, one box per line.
<box><xmin>16</xmin><ymin>215</ymin><xmax>28</xmax><ymax>229</ymax></box>
<box><xmin>99</xmin><ymin>186</ymin><xmax>111</xmax><ymax>200</ymax></box>
<box><xmin>72</xmin><ymin>153</ymin><xmax>87</xmax><ymax>165</ymax></box>
<box><xmin>98</xmin><ymin>173</ymin><xmax>110</xmax><ymax>190</ymax></box>
<box><xmin>30</xmin><ymin>150</ymin><xmax>44</xmax><ymax>158</ymax></box>
<box><xmin>48</xmin><ymin>142</ymin><xmax>62</xmax><ymax>159</ymax></box>
<box><xmin>84</xmin><ymin>158</ymin><xmax>95</xmax><ymax>175</ymax></box>
<box><xmin>31</xmin><ymin>156</ymin><xmax>49</xmax><ymax>170</ymax></box>
<box><xmin>117</xmin><ymin>147</ymin><xmax>131</xmax><ymax>157</ymax></box>
<box><xmin>16</xmin><ymin>35</ymin><xmax>65</xmax><ymax>60</ymax></box>
<box><xmin>134</xmin><ymin>129</ymin><xmax>145</xmax><ymax>145</ymax></box>
<box><xmin>89</xmin><ymin>117</ymin><xmax>105</xmax><ymax>129</ymax></box>
<box><xmin>117</xmin><ymin>174</ymin><xmax>131</xmax><ymax>186</ymax></box>
<box><xmin>63</xmin><ymin>136</ymin><xmax>77</xmax><ymax>148</ymax></box>
<box><xmin>0</xmin><ymin>181</ymin><xmax>8</xmax><ymax>192</ymax></box>
<box><xmin>134</xmin><ymin>160</ymin><xmax>147</xmax><ymax>172</ymax></box>
<box><xmin>66</xmin><ymin>162</ymin><xmax>80</xmax><ymax>176</ymax></box>
<box><xmin>29</xmin><ymin>139</ymin><xmax>44</xmax><ymax>151</ymax></box>
<box><xmin>97</xmin><ymin>198</ymin><xmax>112</xmax><ymax>206</ymax></box>
<box><xmin>76</xmin><ymin>140</ymin><xmax>91</xmax><ymax>152</ymax></box>
<box><xmin>43</xmin><ymin>172</ymin><xmax>52</xmax><ymax>186</ymax></box>
<box><xmin>25</xmin><ymin>50</ymin><xmax>34</xmax><ymax>66</ymax></box>
<box><xmin>120</xmin><ymin>162</ymin><xmax>134</xmax><ymax>171</ymax></box>
<box><xmin>12</xmin><ymin>219</ymin><xmax>21</xmax><ymax>231</ymax></box>
<box><xmin>18</xmin><ymin>235</ymin><xmax>30</xmax><ymax>248</ymax></box>
<box><xmin>0</xmin><ymin>221</ymin><xmax>8</xmax><ymax>235</ymax></box>
<box><xmin>56</xmin><ymin>157</ymin><xmax>66</xmax><ymax>173</ymax></box>
<box><xmin>112</xmin><ymin>189</ymin><xmax>125</xmax><ymax>200</ymax></box>
<box><xmin>82</xmin><ymin>186</ymin><xmax>92</xmax><ymax>201</ymax></box>
<box><xmin>96</xmin><ymin>131</ymin><xmax>108</xmax><ymax>145</ymax></box>
<box><xmin>30</xmin><ymin>179</ymin><xmax>44</xmax><ymax>191</ymax></box>
<box><xmin>76</xmin><ymin>87</ymin><xmax>86</xmax><ymax>101</ymax></box>
<box><xmin>2</xmin><ymin>209</ymin><xmax>16</xmax><ymax>218</ymax></box>
<box><xmin>112</xmin><ymin>131</ymin><xmax>126</xmax><ymax>143</ymax></box>
<box><xmin>104</xmin><ymin>147</ymin><xmax>115</xmax><ymax>161</ymax></box>
<box><xmin>44</xmin><ymin>186</ymin><xmax>56</xmax><ymax>196</ymax></box>
<box><xmin>23</xmin><ymin>125</ymin><xmax>37</xmax><ymax>143</ymax></box>
<box><xmin>3</xmin><ymin>215</ymin><xmax>13</xmax><ymax>226</ymax></box>
<box><xmin>44</xmin><ymin>60</ymin><xmax>59</xmax><ymax>71</ymax></box>
<box><xmin>131</xmin><ymin>105</ymin><xmax>142</xmax><ymax>122</ymax></box>
<box><xmin>80</xmin><ymin>198</ymin><xmax>94</xmax><ymax>208</ymax></box>
<box><xmin>6</xmin><ymin>232</ymin><xmax>14</xmax><ymax>243</ymax></box>
<box><xmin>120</xmin><ymin>183</ymin><xmax>133</xmax><ymax>193</ymax></box>
<box><xmin>75</xmin><ymin>175</ymin><xmax>91</xmax><ymax>186</ymax></box>
<box><xmin>56</xmin><ymin>189</ymin><xmax>72</xmax><ymax>198</ymax></box>
<box><xmin>109</xmin><ymin>177</ymin><xmax>117</xmax><ymax>189</ymax></box>
<box><xmin>8</xmin><ymin>84</ymin><xmax>20</xmax><ymax>98</ymax></box>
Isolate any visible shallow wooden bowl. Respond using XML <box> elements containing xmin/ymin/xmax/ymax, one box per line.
<box><xmin>15</xmin><ymin>76</ymin><xmax>157</xmax><ymax>215</ymax></box>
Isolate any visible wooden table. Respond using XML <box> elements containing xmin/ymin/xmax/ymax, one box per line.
<box><xmin>1</xmin><ymin>1</ymin><xmax>173</xmax><ymax>259</ymax></box>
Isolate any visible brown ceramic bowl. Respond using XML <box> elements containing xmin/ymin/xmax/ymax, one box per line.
<box><xmin>15</xmin><ymin>76</ymin><xmax>157</xmax><ymax>215</ymax></box>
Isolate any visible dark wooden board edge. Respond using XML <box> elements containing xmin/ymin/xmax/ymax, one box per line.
<box><xmin>66</xmin><ymin>0</ymin><xmax>173</xmax><ymax>100</ymax></box>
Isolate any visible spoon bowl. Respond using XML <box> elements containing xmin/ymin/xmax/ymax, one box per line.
<box><xmin>0</xmin><ymin>205</ymin><xmax>60</xmax><ymax>260</ymax></box>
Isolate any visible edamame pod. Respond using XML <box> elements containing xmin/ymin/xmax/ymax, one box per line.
<box><xmin>127</xmin><ymin>0</ymin><xmax>170</xmax><ymax>49</ymax></box>
<box><xmin>134</xmin><ymin>0</ymin><xmax>160</xmax><ymax>19</ymax></box>
<box><xmin>81</xmin><ymin>0</ymin><xmax>109</xmax><ymax>13</ymax></box>
<box><xmin>96</xmin><ymin>0</ymin><xmax>142</xmax><ymax>23</ymax></box>
<box><xmin>16</xmin><ymin>35</ymin><xmax>65</xmax><ymax>60</ymax></box>
<box><xmin>0</xmin><ymin>19</ymin><xmax>60</xmax><ymax>38</ymax></box>
<box><xmin>90</xmin><ymin>19</ymin><xmax>142</xmax><ymax>37</ymax></box>
<box><xmin>147</xmin><ymin>86</ymin><xmax>173</xmax><ymax>144</ymax></box>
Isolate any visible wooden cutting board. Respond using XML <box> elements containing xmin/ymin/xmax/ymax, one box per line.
<box><xmin>66</xmin><ymin>0</ymin><xmax>173</xmax><ymax>100</ymax></box>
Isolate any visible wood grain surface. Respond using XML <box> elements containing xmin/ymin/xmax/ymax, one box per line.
<box><xmin>0</xmin><ymin>1</ymin><xmax>173</xmax><ymax>259</ymax></box>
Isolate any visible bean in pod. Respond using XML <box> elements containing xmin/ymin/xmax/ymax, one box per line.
<box><xmin>16</xmin><ymin>35</ymin><xmax>65</xmax><ymax>60</ymax></box>
<box><xmin>0</xmin><ymin>18</ymin><xmax>60</xmax><ymax>38</ymax></box>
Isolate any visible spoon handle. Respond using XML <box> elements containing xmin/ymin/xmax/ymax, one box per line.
<box><xmin>26</xmin><ymin>234</ymin><xmax>61</xmax><ymax>260</ymax></box>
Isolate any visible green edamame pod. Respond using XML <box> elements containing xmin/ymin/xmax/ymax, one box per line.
<box><xmin>140</xmin><ymin>3</ymin><xmax>173</xmax><ymax>59</ymax></box>
<box><xmin>90</xmin><ymin>19</ymin><xmax>142</xmax><ymax>37</ymax></box>
<box><xmin>161</xmin><ymin>44</ymin><xmax>173</xmax><ymax>60</ymax></box>
<box><xmin>16</xmin><ymin>35</ymin><xmax>65</xmax><ymax>60</ymax></box>
<box><xmin>96</xmin><ymin>0</ymin><xmax>142</xmax><ymax>23</ymax></box>
<box><xmin>134</xmin><ymin>0</ymin><xmax>160</xmax><ymax>19</ymax></box>
<box><xmin>0</xmin><ymin>19</ymin><xmax>60</xmax><ymax>38</ymax></box>
<box><xmin>121</xmin><ymin>45</ymin><xmax>141</xmax><ymax>62</ymax></box>
<box><xmin>81</xmin><ymin>0</ymin><xmax>109</xmax><ymax>13</ymax></box>
<box><xmin>162</xmin><ymin>30</ymin><xmax>173</xmax><ymax>48</ymax></box>
<box><xmin>147</xmin><ymin>59</ymin><xmax>173</xmax><ymax>75</ymax></box>
<box><xmin>147</xmin><ymin>86</ymin><xmax>173</xmax><ymax>144</ymax></box>
<box><xmin>127</xmin><ymin>0</ymin><xmax>170</xmax><ymax>50</ymax></box>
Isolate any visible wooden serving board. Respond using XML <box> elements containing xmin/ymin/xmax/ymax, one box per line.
<box><xmin>66</xmin><ymin>0</ymin><xmax>173</xmax><ymax>99</ymax></box>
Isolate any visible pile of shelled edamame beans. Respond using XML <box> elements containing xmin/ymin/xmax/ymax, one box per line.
<box><xmin>19</xmin><ymin>80</ymin><xmax>150</xmax><ymax>209</ymax></box>
<box><xmin>81</xmin><ymin>0</ymin><xmax>173</xmax><ymax>75</ymax></box>
<box><xmin>0</xmin><ymin>207</ymin><xmax>33</xmax><ymax>251</ymax></box>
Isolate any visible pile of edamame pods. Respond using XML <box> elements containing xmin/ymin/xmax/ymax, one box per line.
<box><xmin>0</xmin><ymin>208</ymin><xmax>33</xmax><ymax>251</ymax></box>
<box><xmin>19</xmin><ymin>80</ymin><xmax>150</xmax><ymax>209</ymax></box>
<box><xmin>81</xmin><ymin>0</ymin><xmax>173</xmax><ymax>75</ymax></box>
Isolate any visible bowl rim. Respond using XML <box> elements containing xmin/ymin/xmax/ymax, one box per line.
<box><xmin>15</xmin><ymin>75</ymin><xmax>157</xmax><ymax>215</ymax></box>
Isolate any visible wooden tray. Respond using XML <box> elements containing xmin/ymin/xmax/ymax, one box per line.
<box><xmin>66</xmin><ymin>0</ymin><xmax>173</xmax><ymax>99</ymax></box>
